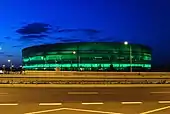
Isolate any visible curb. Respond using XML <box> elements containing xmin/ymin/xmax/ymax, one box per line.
<box><xmin>0</xmin><ymin>84</ymin><xmax>170</xmax><ymax>88</ymax></box>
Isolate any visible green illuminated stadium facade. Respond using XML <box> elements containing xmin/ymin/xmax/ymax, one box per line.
<box><xmin>22</xmin><ymin>42</ymin><xmax>152</xmax><ymax>71</ymax></box>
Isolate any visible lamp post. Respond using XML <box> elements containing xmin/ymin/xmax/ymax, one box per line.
<box><xmin>8</xmin><ymin>59</ymin><xmax>12</xmax><ymax>72</ymax></box>
<box><xmin>124</xmin><ymin>41</ymin><xmax>132</xmax><ymax>72</ymax></box>
<box><xmin>73</xmin><ymin>51</ymin><xmax>80</xmax><ymax>71</ymax></box>
<box><xmin>2</xmin><ymin>65</ymin><xmax>5</xmax><ymax>71</ymax></box>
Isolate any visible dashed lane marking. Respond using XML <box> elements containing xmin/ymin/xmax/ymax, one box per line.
<box><xmin>158</xmin><ymin>101</ymin><xmax>170</xmax><ymax>104</ymax></box>
<box><xmin>82</xmin><ymin>102</ymin><xmax>104</xmax><ymax>105</ymax></box>
<box><xmin>0</xmin><ymin>93</ymin><xmax>8</xmax><ymax>95</ymax></box>
<box><xmin>0</xmin><ymin>103</ymin><xmax>18</xmax><ymax>106</ymax></box>
<box><xmin>68</xmin><ymin>92</ymin><xmax>99</xmax><ymax>95</ymax></box>
<box><xmin>39</xmin><ymin>103</ymin><xmax>62</xmax><ymax>106</ymax></box>
<box><xmin>121</xmin><ymin>102</ymin><xmax>142</xmax><ymax>104</ymax></box>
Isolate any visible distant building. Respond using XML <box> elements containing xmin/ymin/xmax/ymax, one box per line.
<box><xmin>22</xmin><ymin>42</ymin><xmax>152</xmax><ymax>71</ymax></box>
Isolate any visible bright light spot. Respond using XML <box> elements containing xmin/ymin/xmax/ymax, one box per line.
<box><xmin>124</xmin><ymin>41</ymin><xmax>128</xmax><ymax>45</ymax></box>
<box><xmin>73</xmin><ymin>51</ymin><xmax>76</xmax><ymax>54</ymax></box>
<box><xmin>8</xmin><ymin>60</ymin><xmax>11</xmax><ymax>62</ymax></box>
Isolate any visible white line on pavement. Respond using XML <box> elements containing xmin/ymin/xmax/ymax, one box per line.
<box><xmin>158</xmin><ymin>101</ymin><xmax>170</xmax><ymax>104</ymax></box>
<box><xmin>25</xmin><ymin>107</ymin><xmax>122</xmax><ymax>114</ymax></box>
<box><xmin>150</xmin><ymin>91</ymin><xmax>170</xmax><ymax>94</ymax></box>
<box><xmin>82</xmin><ymin>102</ymin><xmax>104</xmax><ymax>105</ymax></box>
<box><xmin>0</xmin><ymin>93</ymin><xmax>8</xmax><ymax>95</ymax></box>
<box><xmin>140</xmin><ymin>106</ymin><xmax>170</xmax><ymax>114</ymax></box>
<box><xmin>39</xmin><ymin>103</ymin><xmax>62</xmax><ymax>106</ymax></box>
<box><xmin>121</xmin><ymin>102</ymin><xmax>142</xmax><ymax>104</ymax></box>
<box><xmin>0</xmin><ymin>103</ymin><xmax>18</xmax><ymax>106</ymax></box>
<box><xmin>24</xmin><ymin>108</ymin><xmax>66</xmax><ymax>114</ymax></box>
<box><xmin>68</xmin><ymin>92</ymin><xmax>99</xmax><ymax>94</ymax></box>
<box><xmin>64</xmin><ymin>108</ymin><xmax>122</xmax><ymax>114</ymax></box>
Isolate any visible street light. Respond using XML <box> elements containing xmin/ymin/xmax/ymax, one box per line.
<box><xmin>2</xmin><ymin>65</ymin><xmax>5</xmax><ymax>71</ymax></box>
<box><xmin>124</xmin><ymin>41</ymin><xmax>132</xmax><ymax>72</ymax></box>
<box><xmin>73</xmin><ymin>51</ymin><xmax>76</xmax><ymax>54</ymax></box>
<box><xmin>8</xmin><ymin>59</ymin><xmax>12</xmax><ymax>72</ymax></box>
<box><xmin>73</xmin><ymin>51</ymin><xmax>80</xmax><ymax>71</ymax></box>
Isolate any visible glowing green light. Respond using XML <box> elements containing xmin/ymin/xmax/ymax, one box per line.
<box><xmin>23</xmin><ymin>63</ymin><xmax>151</xmax><ymax>69</ymax></box>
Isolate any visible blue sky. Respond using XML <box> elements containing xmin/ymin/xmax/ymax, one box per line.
<box><xmin>0</xmin><ymin>0</ymin><xmax>170</xmax><ymax>66</ymax></box>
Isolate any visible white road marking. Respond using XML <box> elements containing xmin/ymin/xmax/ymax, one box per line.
<box><xmin>0</xmin><ymin>93</ymin><xmax>8</xmax><ymax>95</ymax></box>
<box><xmin>68</xmin><ymin>92</ymin><xmax>99</xmax><ymax>94</ymax></box>
<box><xmin>0</xmin><ymin>103</ymin><xmax>18</xmax><ymax>106</ymax></box>
<box><xmin>158</xmin><ymin>101</ymin><xmax>170</xmax><ymax>104</ymax></box>
<box><xmin>140</xmin><ymin>106</ymin><xmax>170</xmax><ymax>114</ymax></box>
<box><xmin>24</xmin><ymin>107</ymin><xmax>123</xmax><ymax>114</ymax></box>
<box><xmin>150</xmin><ymin>91</ymin><xmax>170</xmax><ymax>94</ymax></box>
<box><xmin>82</xmin><ymin>102</ymin><xmax>104</xmax><ymax>105</ymax></box>
<box><xmin>63</xmin><ymin>108</ymin><xmax>122</xmax><ymax>114</ymax></box>
<box><xmin>39</xmin><ymin>103</ymin><xmax>62</xmax><ymax>106</ymax></box>
<box><xmin>24</xmin><ymin>108</ymin><xmax>66</xmax><ymax>114</ymax></box>
<box><xmin>121</xmin><ymin>102</ymin><xmax>142</xmax><ymax>104</ymax></box>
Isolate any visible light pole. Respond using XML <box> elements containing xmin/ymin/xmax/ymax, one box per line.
<box><xmin>124</xmin><ymin>41</ymin><xmax>132</xmax><ymax>72</ymax></box>
<box><xmin>8</xmin><ymin>59</ymin><xmax>12</xmax><ymax>71</ymax></box>
<box><xmin>2</xmin><ymin>65</ymin><xmax>5</xmax><ymax>71</ymax></box>
<box><xmin>73</xmin><ymin>51</ymin><xmax>80</xmax><ymax>71</ymax></box>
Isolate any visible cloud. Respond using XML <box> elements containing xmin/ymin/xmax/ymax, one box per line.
<box><xmin>0</xmin><ymin>52</ymin><xmax>5</xmax><ymax>55</ymax></box>
<box><xmin>57</xmin><ymin>28</ymin><xmax>100</xmax><ymax>35</ymax></box>
<box><xmin>4</xmin><ymin>36</ymin><xmax>12</xmax><ymax>39</ymax></box>
<box><xmin>12</xmin><ymin>45</ymin><xmax>23</xmax><ymax>48</ymax></box>
<box><xmin>96</xmin><ymin>37</ymin><xmax>115</xmax><ymax>42</ymax></box>
<box><xmin>19</xmin><ymin>34</ymin><xmax>48</xmax><ymax>41</ymax></box>
<box><xmin>6</xmin><ymin>54</ymin><xmax>13</xmax><ymax>57</ymax></box>
<box><xmin>16</xmin><ymin>23</ymin><xmax>102</xmax><ymax>43</ymax></box>
<box><xmin>16</xmin><ymin>22</ymin><xmax>52</xmax><ymax>35</ymax></box>
<box><xmin>0</xmin><ymin>42</ymin><xmax>4</xmax><ymax>44</ymax></box>
<box><xmin>60</xmin><ymin>39</ymin><xmax>79</xmax><ymax>42</ymax></box>
<box><xmin>54</xmin><ymin>28</ymin><xmax>101</xmax><ymax>42</ymax></box>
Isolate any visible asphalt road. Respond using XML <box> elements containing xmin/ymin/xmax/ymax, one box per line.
<box><xmin>0</xmin><ymin>87</ymin><xmax>170</xmax><ymax>114</ymax></box>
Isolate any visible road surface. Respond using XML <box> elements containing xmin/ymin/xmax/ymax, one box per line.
<box><xmin>0</xmin><ymin>87</ymin><xmax>170</xmax><ymax>114</ymax></box>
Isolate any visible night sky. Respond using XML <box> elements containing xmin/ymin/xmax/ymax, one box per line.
<box><xmin>0</xmin><ymin>0</ymin><xmax>170</xmax><ymax>66</ymax></box>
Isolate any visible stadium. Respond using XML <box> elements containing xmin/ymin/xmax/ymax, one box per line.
<box><xmin>22</xmin><ymin>42</ymin><xmax>152</xmax><ymax>71</ymax></box>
